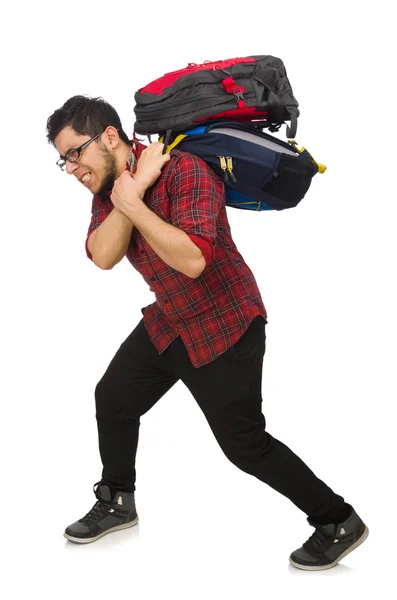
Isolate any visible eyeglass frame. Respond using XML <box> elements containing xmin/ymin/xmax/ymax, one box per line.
<box><xmin>56</xmin><ymin>127</ymin><xmax>118</xmax><ymax>171</ymax></box>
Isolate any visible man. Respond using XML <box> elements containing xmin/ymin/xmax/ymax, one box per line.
<box><xmin>46</xmin><ymin>95</ymin><xmax>368</xmax><ymax>569</ymax></box>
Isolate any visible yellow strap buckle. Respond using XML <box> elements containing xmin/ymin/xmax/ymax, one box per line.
<box><xmin>288</xmin><ymin>140</ymin><xmax>327</xmax><ymax>174</ymax></box>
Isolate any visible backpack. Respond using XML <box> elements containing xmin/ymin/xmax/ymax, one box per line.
<box><xmin>159</xmin><ymin>122</ymin><xmax>326</xmax><ymax>211</ymax></box>
<box><xmin>134</xmin><ymin>55</ymin><xmax>300</xmax><ymax>138</ymax></box>
<box><xmin>133</xmin><ymin>56</ymin><xmax>326</xmax><ymax>211</ymax></box>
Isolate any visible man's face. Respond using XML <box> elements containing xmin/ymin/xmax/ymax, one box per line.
<box><xmin>54</xmin><ymin>126</ymin><xmax>119</xmax><ymax>196</ymax></box>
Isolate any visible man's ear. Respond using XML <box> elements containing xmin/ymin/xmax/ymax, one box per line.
<box><xmin>103</xmin><ymin>126</ymin><xmax>120</xmax><ymax>149</ymax></box>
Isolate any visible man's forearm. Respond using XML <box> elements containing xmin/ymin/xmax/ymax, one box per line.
<box><xmin>126</xmin><ymin>203</ymin><xmax>205</xmax><ymax>278</ymax></box>
<box><xmin>91</xmin><ymin>208</ymin><xmax>134</xmax><ymax>269</ymax></box>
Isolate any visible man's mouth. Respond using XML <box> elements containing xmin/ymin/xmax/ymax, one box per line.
<box><xmin>81</xmin><ymin>172</ymin><xmax>92</xmax><ymax>184</ymax></box>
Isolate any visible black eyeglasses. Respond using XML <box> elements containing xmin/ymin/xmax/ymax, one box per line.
<box><xmin>56</xmin><ymin>128</ymin><xmax>117</xmax><ymax>171</ymax></box>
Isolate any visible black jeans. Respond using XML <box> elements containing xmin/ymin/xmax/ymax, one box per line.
<box><xmin>95</xmin><ymin>315</ymin><xmax>347</xmax><ymax>521</ymax></box>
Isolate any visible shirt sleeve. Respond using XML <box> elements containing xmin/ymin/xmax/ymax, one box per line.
<box><xmin>85</xmin><ymin>195</ymin><xmax>113</xmax><ymax>260</ymax></box>
<box><xmin>186</xmin><ymin>233</ymin><xmax>215</xmax><ymax>267</ymax></box>
<box><xmin>168</xmin><ymin>152</ymin><xmax>225</xmax><ymax>269</ymax></box>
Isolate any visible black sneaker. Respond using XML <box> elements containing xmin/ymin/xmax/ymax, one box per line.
<box><xmin>64</xmin><ymin>482</ymin><xmax>139</xmax><ymax>544</ymax></box>
<box><xmin>289</xmin><ymin>504</ymin><xmax>369</xmax><ymax>570</ymax></box>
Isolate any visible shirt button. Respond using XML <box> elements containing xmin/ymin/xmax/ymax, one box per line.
<box><xmin>140</xmin><ymin>250</ymin><xmax>144</xmax><ymax>254</ymax></box>
<box><xmin>151</xmin><ymin>276</ymin><xmax>156</xmax><ymax>281</ymax></box>
<box><xmin>164</xmin><ymin>299</ymin><xmax>169</xmax><ymax>304</ymax></box>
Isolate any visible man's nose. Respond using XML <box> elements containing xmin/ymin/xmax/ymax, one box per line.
<box><xmin>66</xmin><ymin>160</ymin><xmax>79</xmax><ymax>175</ymax></box>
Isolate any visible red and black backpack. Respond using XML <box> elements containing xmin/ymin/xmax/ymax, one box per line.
<box><xmin>133</xmin><ymin>56</ymin><xmax>326</xmax><ymax>212</ymax></box>
<box><xmin>134</xmin><ymin>55</ymin><xmax>300</xmax><ymax>139</ymax></box>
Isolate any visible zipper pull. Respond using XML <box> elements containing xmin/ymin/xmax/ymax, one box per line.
<box><xmin>218</xmin><ymin>156</ymin><xmax>229</xmax><ymax>181</ymax></box>
<box><xmin>226</xmin><ymin>157</ymin><xmax>237</xmax><ymax>182</ymax></box>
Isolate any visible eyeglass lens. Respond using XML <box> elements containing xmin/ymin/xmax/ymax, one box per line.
<box><xmin>57</xmin><ymin>149</ymin><xmax>79</xmax><ymax>170</ymax></box>
<box><xmin>65</xmin><ymin>149</ymin><xmax>79</xmax><ymax>162</ymax></box>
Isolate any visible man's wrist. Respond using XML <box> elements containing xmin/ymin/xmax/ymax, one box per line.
<box><xmin>131</xmin><ymin>175</ymin><xmax>147</xmax><ymax>200</ymax></box>
<box><xmin>111</xmin><ymin>204</ymin><xmax>134</xmax><ymax>225</ymax></box>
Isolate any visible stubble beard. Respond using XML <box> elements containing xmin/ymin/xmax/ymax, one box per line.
<box><xmin>96</xmin><ymin>148</ymin><xmax>119</xmax><ymax>196</ymax></box>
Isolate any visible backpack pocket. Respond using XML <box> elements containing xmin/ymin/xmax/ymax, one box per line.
<box><xmin>260</xmin><ymin>153</ymin><xmax>315</xmax><ymax>209</ymax></box>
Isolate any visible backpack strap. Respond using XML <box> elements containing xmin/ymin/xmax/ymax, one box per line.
<box><xmin>286</xmin><ymin>114</ymin><xmax>298</xmax><ymax>138</ymax></box>
<box><xmin>159</xmin><ymin>131</ymin><xmax>187</xmax><ymax>153</ymax></box>
<box><xmin>288</xmin><ymin>140</ymin><xmax>327</xmax><ymax>173</ymax></box>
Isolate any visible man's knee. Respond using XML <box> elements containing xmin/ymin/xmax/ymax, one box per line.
<box><xmin>94</xmin><ymin>374</ymin><xmax>130</xmax><ymax>420</ymax></box>
<box><xmin>218</xmin><ymin>428</ymin><xmax>273</xmax><ymax>471</ymax></box>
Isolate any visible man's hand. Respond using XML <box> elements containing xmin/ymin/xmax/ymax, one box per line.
<box><xmin>133</xmin><ymin>142</ymin><xmax>171</xmax><ymax>196</ymax></box>
<box><xmin>110</xmin><ymin>142</ymin><xmax>171</xmax><ymax>218</ymax></box>
<box><xmin>110</xmin><ymin>171</ymin><xmax>143</xmax><ymax>218</ymax></box>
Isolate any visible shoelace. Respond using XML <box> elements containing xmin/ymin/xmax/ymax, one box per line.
<box><xmin>303</xmin><ymin>527</ymin><xmax>331</xmax><ymax>555</ymax></box>
<box><xmin>80</xmin><ymin>500</ymin><xmax>113</xmax><ymax>527</ymax></box>
<box><xmin>80</xmin><ymin>481</ymin><xmax>113</xmax><ymax>527</ymax></box>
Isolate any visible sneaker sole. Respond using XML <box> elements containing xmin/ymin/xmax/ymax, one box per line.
<box><xmin>289</xmin><ymin>525</ymin><xmax>369</xmax><ymax>571</ymax></box>
<box><xmin>63</xmin><ymin>516</ymin><xmax>139</xmax><ymax>544</ymax></box>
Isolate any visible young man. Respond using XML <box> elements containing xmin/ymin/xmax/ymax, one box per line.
<box><xmin>46</xmin><ymin>95</ymin><xmax>368</xmax><ymax>569</ymax></box>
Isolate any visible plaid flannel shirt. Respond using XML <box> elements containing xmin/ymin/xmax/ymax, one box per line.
<box><xmin>85</xmin><ymin>143</ymin><xmax>268</xmax><ymax>368</ymax></box>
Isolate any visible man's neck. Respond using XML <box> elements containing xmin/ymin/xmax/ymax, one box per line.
<box><xmin>116</xmin><ymin>142</ymin><xmax>133</xmax><ymax>177</ymax></box>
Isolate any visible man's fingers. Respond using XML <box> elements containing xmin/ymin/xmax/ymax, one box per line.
<box><xmin>146</xmin><ymin>141</ymin><xmax>167</xmax><ymax>153</ymax></box>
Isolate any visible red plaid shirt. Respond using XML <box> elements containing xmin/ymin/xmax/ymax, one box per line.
<box><xmin>85</xmin><ymin>142</ymin><xmax>268</xmax><ymax>368</ymax></box>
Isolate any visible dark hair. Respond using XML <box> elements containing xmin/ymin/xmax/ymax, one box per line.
<box><xmin>46</xmin><ymin>95</ymin><xmax>131</xmax><ymax>147</ymax></box>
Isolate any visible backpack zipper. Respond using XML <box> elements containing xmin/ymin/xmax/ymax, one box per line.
<box><xmin>226</xmin><ymin>157</ymin><xmax>237</xmax><ymax>182</ymax></box>
<box><xmin>218</xmin><ymin>156</ymin><xmax>229</xmax><ymax>181</ymax></box>
<box><xmin>217</xmin><ymin>155</ymin><xmax>238</xmax><ymax>183</ymax></box>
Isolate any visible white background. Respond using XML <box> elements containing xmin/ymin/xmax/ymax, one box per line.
<box><xmin>1</xmin><ymin>0</ymin><xmax>395</xmax><ymax>597</ymax></box>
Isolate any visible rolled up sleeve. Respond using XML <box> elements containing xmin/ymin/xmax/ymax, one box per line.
<box><xmin>186</xmin><ymin>233</ymin><xmax>215</xmax><ymax>267</ymax></box>
<box><xmin>168</xmin><ymin>152</ymin><xmax>225</xmax><ymax>268</ymax></box>
<box><xmin>85</xmin><ymin>195</ymin><xmax>113</xmax><ymax>260</ymax></box>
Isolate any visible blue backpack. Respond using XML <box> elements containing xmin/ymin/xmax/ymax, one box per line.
<box><xmin>160</xmin><ymin>122</ymin><xmax>326</xmax><ymax>211</ymax></box>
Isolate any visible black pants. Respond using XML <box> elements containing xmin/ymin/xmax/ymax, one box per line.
<box><xmin>95</xmin><ymin>315</ymin><xmax>347</xmax><ymax>522</ymax></box>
